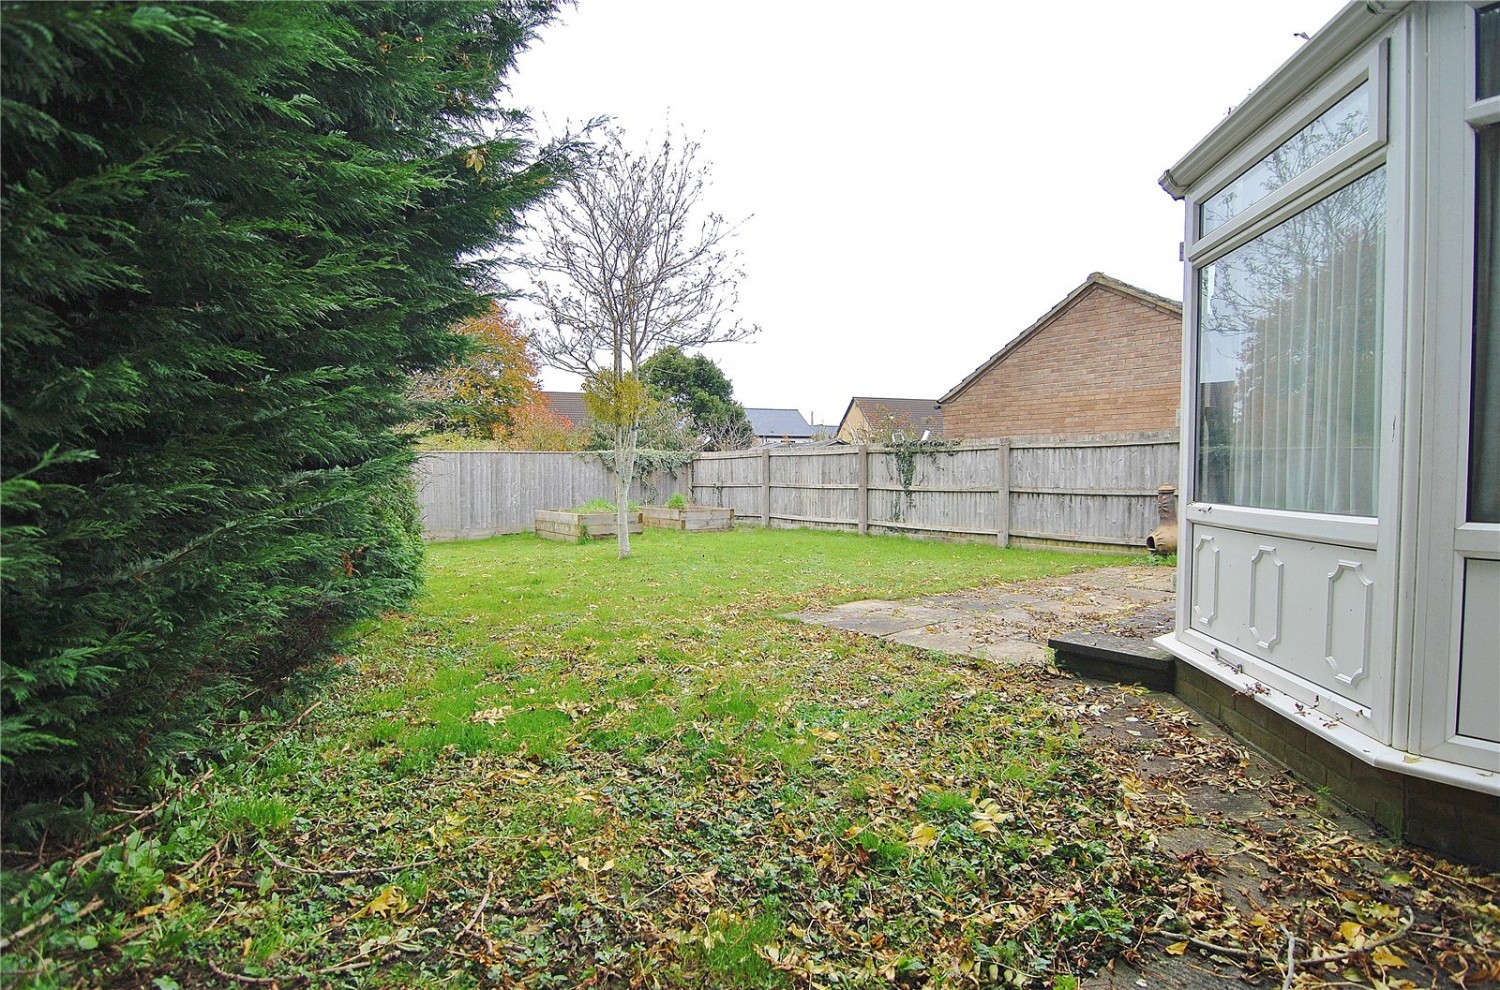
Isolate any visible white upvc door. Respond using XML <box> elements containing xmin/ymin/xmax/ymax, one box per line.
<box><xmin>1407</xmin><ymin>2</ymin><xmax>1500</xmax><ymax>772</ymax></box>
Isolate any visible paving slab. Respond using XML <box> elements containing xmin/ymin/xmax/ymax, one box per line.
<box><xmin>789</xmin><ymin>565</ymin><xmax>1180</xmax><ymax>668</ymax></box>
<box><xmin>783</xmin><ymin>602</ymin><xmax>959</xmax><ymax>636</ymax></box>
<box><xmin>886</xmin><ymin>623</ymin><xmax>1051</xmax><ymax>665</ymax></box>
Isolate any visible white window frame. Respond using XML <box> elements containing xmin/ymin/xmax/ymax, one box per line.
<box><xmin>1175</xmin><ymin>24</ymin><xmax>1410</xmax><ymax>741</ymax></box>
<box><xmin>1406</xmin><ymin>1</ymin><xmax>1500</xmax><ymax>770</ymax></box>
<box><xmin>1188</xmin><ymin>42</ymin><xmax>1389</xmax><ymax>263</ymax></box>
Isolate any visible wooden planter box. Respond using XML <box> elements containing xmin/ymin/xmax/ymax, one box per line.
<box><xmin>535</xmin><ymin>509</ymin><xmax>642</xmax><ymax>542</ymax></box>
<box><xmin>640</xmin><ymin>505</ymin><xmax>735</xmax><ymax>532</ymax></box>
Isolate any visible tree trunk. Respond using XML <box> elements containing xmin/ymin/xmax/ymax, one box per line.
<box><xmin>615</xmin><ymin>423</ymin><xmax>637</xmax><ymax>559</ymax></box>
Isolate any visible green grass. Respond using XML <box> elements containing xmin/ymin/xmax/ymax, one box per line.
<box><xmin>1</xmin><ymin>530</ymin><xmax>1145</xmax><ymax>988</ymax></box>
<box><xmin>16</xmin><ymin>528</ymin><xmax>1487</xmax><ymax>989</ymax></box>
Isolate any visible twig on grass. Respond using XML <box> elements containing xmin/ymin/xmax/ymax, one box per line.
<box><xmin>204</xmin><ymin>958</ymin><xmax>280</xmax><ymax>985</ymax></box>
<box><xmin>454</xmin><ymin>868</ymin><xmax>495</xmax><ymax>942</ymax></box>
<box><xmin>244</xmin><ymin>699</ymin><xmax>324</xmax><ymax>768</ymax></box>
<box><xmin>315</xmin><ymin>949</ymin><xmax>402</xmax><ymax>975</ymax></box>
<box><xmin>0</xmin><ymin>897</ymin><xmax>104</xmax><ymax>953</ymax></box>
<box><xmin>1156</xmin><ymin>907</ymin><xmax>1415</xmax><ymax>976</ymax></box>
<box><xmin>259</xmin><ymin>843</ymin><xmax>437</xmax><ymax>878</ymax></box>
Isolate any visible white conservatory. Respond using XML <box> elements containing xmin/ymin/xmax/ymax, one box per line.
<box><xmin>1157</xmin><ymin>0</ymin><xmax>1499</xmax><ymax>809</ymax></box>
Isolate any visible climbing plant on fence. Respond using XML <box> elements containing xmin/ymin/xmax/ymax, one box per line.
<box><xmin>886</xmin><ymin>435</ymin><xmax>961</xmax><ymax>521</ymax></box>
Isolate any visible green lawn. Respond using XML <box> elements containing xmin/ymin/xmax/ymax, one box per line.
<box><xmin>5</xmin><ymin>529</ymin><xmax>1494</xmax><ymax>988</ymax></box>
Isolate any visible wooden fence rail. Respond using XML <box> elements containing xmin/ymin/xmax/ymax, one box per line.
<box><xmin>415</xmin><ymin>431</ymin><xmax>1179</xmax><ymax>550</ymax></box>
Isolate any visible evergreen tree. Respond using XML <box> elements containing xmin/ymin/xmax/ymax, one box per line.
<box><xmin>641</xmin><ymin>347</ymin><xmax>752</xmax><ymax>450</ymax></box>
<box><xmin>0</xmin><ymin>1</ymin><xmax>572</xmax><ymax>821</ymax></box>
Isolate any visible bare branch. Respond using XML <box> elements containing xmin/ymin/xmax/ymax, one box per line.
<box><xmin>522</xmin><ymin>124</ymin><xmax>757</xmax><ymax>376</ymax></box>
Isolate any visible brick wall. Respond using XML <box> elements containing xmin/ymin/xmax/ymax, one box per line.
<box><xmin>944</xmin><ymin>285</ymin><xmax>1182</xmax><ymax>440</ymax></box>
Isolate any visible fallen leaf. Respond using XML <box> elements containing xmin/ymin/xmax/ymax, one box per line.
<box><xmin>352</xmin><ymin>886</ymin><xmax>410</xmax><ymax>920</ymax></box>
<box><xmin>1370</xmin><ymin>945</ymin><xmax>1407</xmax><ymax>968</ymax></box>
<box><xmin>1165</xmin><ymin>941</ymin><xmax>1189</xmax><ymax>956</ymax></box>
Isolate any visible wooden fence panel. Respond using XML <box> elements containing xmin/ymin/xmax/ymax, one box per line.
<box><xmin>1007</xmin><ymin>435</ymin><xmax>1177</xmax><ymax>548</ymax></box>
<box><xmin>691</xmin><ymin>451</ymin><xmax>764</xmax><ymax>518</ymax></box>
<box><xmin>415</xmin><ymin>433</ymin><xmax>1178</xmax><ymax>548</ymax></box>
<box><xmin>768</xmin><ymin>447</ymin><xmax>860</xmax><ymax>528</ymax></box>
<box><xmin>416</xmin><ymin>451</ymin><xmax>688</xmax><ymax>540</ymax></box>
<box><xmin>866</xmin><ymin>447</ymin><xmax>1001</xmax><ymax>537</ymax></box>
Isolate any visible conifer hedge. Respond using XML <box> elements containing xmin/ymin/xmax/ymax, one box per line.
<box><xmin>0</xmin><ymin>1</ymin><xmax>568</xmax><ymax>822</ymax></box>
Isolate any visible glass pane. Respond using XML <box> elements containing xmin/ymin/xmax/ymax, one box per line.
<box><xmin>1479</xmin><ymin>4</ymin><xmax>1500</xmax><ymax>101</ymax></box>
<box><xmin>1470</xmin><ymin>126</ymin><xmax>1499</xmax><ymax>522</ymax></box>
<box><xmin>1200</xmin><ymin>82</ymin><xmax>1371</xmax><ymax>236</ymax></box>
<box><xmin>1197</xmin><ymin>168</ymin><xmax>1387</xmax><ymax>516</ymax></box>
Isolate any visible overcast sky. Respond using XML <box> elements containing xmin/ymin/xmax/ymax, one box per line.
<box><xmin>504</xmin><ymin>1</ymin><xmax>1349</xmax><ymax>427</ymax></box>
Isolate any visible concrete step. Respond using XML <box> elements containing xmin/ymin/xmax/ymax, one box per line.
<box><xmin>1048</xmin><ymin>630</ymin><xmax>1176</xmax><ymax>692</ymax></box>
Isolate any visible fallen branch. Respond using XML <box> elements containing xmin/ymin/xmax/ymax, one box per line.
<box><xmin>315</xmin><ymin>948</ymin><xmax>401</xmax><ymax>976</ymax></box>
<box><xmin>1297</xmin><ymin>909</ymin><xmax>1414</xmax><ymax>968</ymax></box>
<box><xmin>454</xmin><ymin>868</ymin><xmax>495</xmax><ymax>942</ymax></box>
<box><xmin>204</xmin><ymin>958</ymin><xmax>279</xmax><ymax>985</ymax></box>
<box><xmin>181</xmin><ymin>835</ymin><xmax>227</xmax><ymax>882</ymax></box>
<box><xmin>0</xmin><ymin>897</ymin><xmax>104</xmax><ymax>953</ymax></box>
<box><xmin>1154</xmin><ymin>907</ymin><xmax>1415</xmax><ymax>975</ymax></box>
<box><xmin>260</xmin><ymin>843</ymin><xmax>436</xmax><ymax>878</ymax></box>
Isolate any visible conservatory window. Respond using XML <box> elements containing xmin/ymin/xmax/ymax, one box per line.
<box><xmin>1200</xmin><ymin>81</ymin><xmax>1372</xmax><ymax>236</ymax></box>
<box><xmin>1196</xmin><ymin>168</ymin><xmax>1387</xmax><ymax>516</ymax></box>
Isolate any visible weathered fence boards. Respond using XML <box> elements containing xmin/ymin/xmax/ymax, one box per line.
<box><xmin>416</xmin><ymin>451</ymin><xmax>688</xmax><ymax>541</ymax></box>
<box><xmin>691</xmin><ymin>432</ymin><xmax>1178</xmax><ymax>550</ymax></box>
<box><xmin>414</xmin><ymin>432</ymin><xmax>1178</xmax><ymax>549</ymax></box>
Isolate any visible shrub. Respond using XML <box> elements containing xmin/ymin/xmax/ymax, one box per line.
<box><xmin>0</xmin><ymin>1</ymin><xmax>571</xmax><ymax>824</ymax></box>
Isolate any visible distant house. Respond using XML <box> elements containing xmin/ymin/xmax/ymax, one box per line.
<box><xmin>939</xmin><ymin>273</ymin><xmax>1182</xmax><ymax>440</ymax></box>
<box><xmin>835</xmin><ymin>397</ymin><xmax>943</xmax><ymax>443</ymax></box>
<box><xmin>744</xmin><ymin>407</ymin><xmax>814</xmax><ymax>445</ymax></box>
<box><xmin>538</xmin><ymin>391</ymin><xmax>590</xmax><ymax>430</ymax></box>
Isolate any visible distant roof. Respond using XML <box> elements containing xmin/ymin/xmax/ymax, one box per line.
<box><xmin>745</xmin><ymin>407</ymin><xmax>814</xmax><ymax>438</ymax></box>
<box><xmin>540</xmin><ymin>390</ymin><xmax>590</xmax><ymax>427</ymax></box>
<box><xmin>939</xmin><ymin>273</ymin><xmax>1182</xmax><ymax>406</ymax></box>
<box><xmin>843</xmin><ymin>397</ymin><xmax>944</xmax><ymax>437</ymax></box>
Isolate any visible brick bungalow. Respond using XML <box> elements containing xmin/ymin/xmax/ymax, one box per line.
<box><xmin>938</xmin><ymin>273</ymin><xmax>1183</xmax><ymax>440</ymax></box>
<box><xmin>834</xmin><ymin>397</ymin><xmax>943</xmax><ymax>443</ymax></box>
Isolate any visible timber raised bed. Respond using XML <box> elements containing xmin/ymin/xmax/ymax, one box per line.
<box><xmin>535</xmin><ymin>509</ymin><xmax>642</xmax><ymax>542</ymax></box>
<box><xmin>640</xmin><ymin>505</ymin><xmax>734</xmax><ymax>532</ymax></box>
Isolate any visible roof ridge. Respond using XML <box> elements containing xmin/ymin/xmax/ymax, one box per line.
<box><xmin>938</xmin><ymin>273</ymin><xmax>1181</xmax><ymax>406</ymax></box>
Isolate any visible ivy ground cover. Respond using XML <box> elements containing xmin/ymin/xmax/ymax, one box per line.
<box><xmin>5</xmin><ymin>530</ymin><xmax>1495</xmax><ymax>988</ymax></box>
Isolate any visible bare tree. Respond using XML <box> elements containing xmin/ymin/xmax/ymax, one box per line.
<box><xmin>525</xmin><ymin>125</ymin><xmax>756</xmax><ymax>375</ymax></box>
<box><xmin>524</xmin><ymin>125</ymin><xmax>756</xmax><ymax>556</ymax></box>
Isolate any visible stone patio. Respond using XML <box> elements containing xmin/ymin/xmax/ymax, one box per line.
<box><xmin>784</xmin><ymin>565</ymin><xmax>1177</xmax><ymax>665</ymax></box>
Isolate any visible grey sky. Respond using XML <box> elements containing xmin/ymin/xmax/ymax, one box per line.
<box><xmin>505</xmin><ymin>1</ymin><xmax>1349</xmax><ymax>426</ymax></box>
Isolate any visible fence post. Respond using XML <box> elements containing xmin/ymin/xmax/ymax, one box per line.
<box><xmin>761</xmin><ymin>447</ymin><xmax>771</xmax><ymax>528</ymax></box>
<box><xmin>996</xmin><ymin>441</ymin><xmax>1011</xmax><ymax>548</ymax></box>
<box><xmin>856</xmin><ymin>444</ymin><xmax>869</xmax><ymax>536</ymax></box>
<box><xmin>683</xmin><ymin>457</ymin><xmax>695</xmax><ymax>504</ymax></box>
